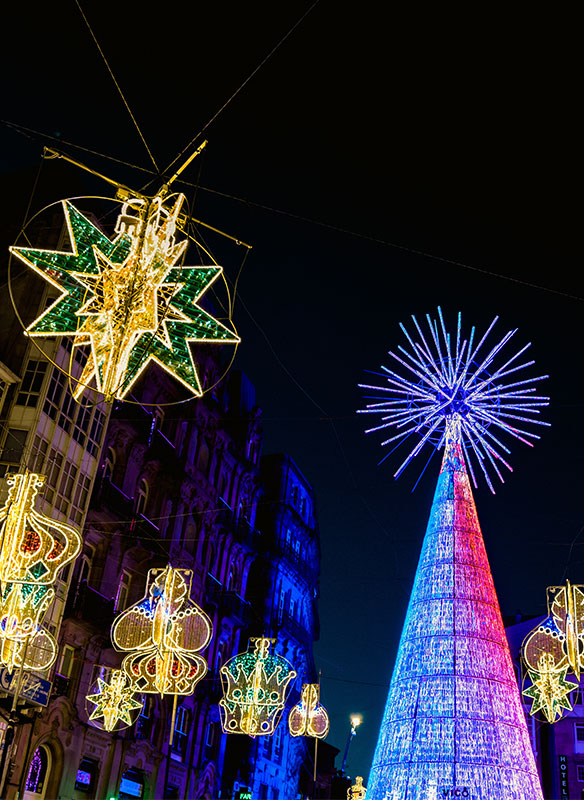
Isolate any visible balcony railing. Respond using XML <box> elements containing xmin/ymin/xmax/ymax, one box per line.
<box><xmin>204</xmin><ymin>574</ymin><xmax>251</xmax><ymax>626</ymax></box>
<box><xmin>278</xmin><ymin>611</ymin><xmax>312</xmax><ymax>646</ymax></box>
<box><xmin>65</xmin><ymin>581</ymin><xmax>115</xmax><ymax>628</ymax></box>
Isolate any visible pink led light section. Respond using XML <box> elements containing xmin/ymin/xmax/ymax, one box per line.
<box><xmin>366</xmin><ymin>432</ymin><xmax>543</xmax><ymax>800</ymax></box>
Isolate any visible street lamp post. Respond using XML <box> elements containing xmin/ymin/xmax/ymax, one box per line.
<box><xmin>340</xmin><ymin>714</ymin><xmax>362</xmax><ymax>776</ymax></box>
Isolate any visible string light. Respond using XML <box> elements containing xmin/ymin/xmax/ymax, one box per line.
<box><xmin>10</xmin><ymin>194</ymin><xmax>239</xmax><ymax>402</ymax></box>
<box><xmin>86</xmin><ymin>668</ymin><xmax>142</xmax><ymax>731</ymax></box>
<box><xmin>288</xmin><ymin>683</ymin><xmax>329</xmax><ymax>738</ymax></box>
<box><xmin>219</xmin><ymin>637</ymin><xmax>296</xmax><ymax>737</ymax></box>
<box><xmin>0</xmin><ymin>471</ymin><xmax>81</xmax><ymax>671</ymax></box>
<box><xmin>111</xmin><ymin>565</ymin><xmax>212</xmax><ymax>695</ymax></box>
<box><xmin>522</xmin><ymin>580</ymin><xmax>584</xmax><ymax>722</ymax></box>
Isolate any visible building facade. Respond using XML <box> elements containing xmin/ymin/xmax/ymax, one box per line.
<box><xmin>0</xmin><ymin>208</ymin><xmax>323</xmax><ymax>799</ymax></box>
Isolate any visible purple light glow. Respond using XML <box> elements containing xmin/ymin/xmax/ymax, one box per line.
<box><xmin>358</xmin><ymin>308</ymin><xmax>549</xmax><ymax>492</ymax></box>
<box><xmin>365</xmin><ymin>435</ymin><xmax>543</xmax><ymax>799</ymax></box>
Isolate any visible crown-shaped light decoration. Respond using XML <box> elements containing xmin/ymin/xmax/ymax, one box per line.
<box><xmin>111</xmin><ymin>565</ymin><xmax>212</xmax><ymax>695</ymax></box>
<box><xmin>0</xmin><ymin>472</ymin><xmax>81</xmax><ymax>585</ymax></box>
<box><xmin>0</xmin><ymin>472</ymin><xmax>82</xmax><ymax>671</ymax></box>
<box><xmin>288</xmin><ymin>683</ymin><xmax>330</xmax><ymax>738</ymax></box>
<box><xmin>521</xmin><ymin>580</ymin><xmax>584</xmax><ymax>722</ymax></box>
<box><xmin>86</xmin><ymin>667</ymin><xmax>143</xmax><ymax>731</ymax></box>
<box><xmin>348</xmin><ymin>777</ymin><xmax>367</xmax><ymax>800</ymax></box>
<box><xmin>10</xmin><ymin>193</ymin><xmax>239</xmax><ymax>402</ymax></box>
<box><xmin>219</xmin><ymin>637</ymin><xmax>296</xmax><ymax>737</ymax></box>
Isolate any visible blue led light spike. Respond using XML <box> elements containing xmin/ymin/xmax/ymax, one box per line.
<box><xmin>358</xmin><ymin>308</ymin><xmax>549</xmax><ymax>492</ymax></box>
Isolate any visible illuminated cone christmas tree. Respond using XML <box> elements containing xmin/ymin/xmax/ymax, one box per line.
<box><xmin>359</xmin><ymin>310</ymin><xmax>547</xmax><ymax>800</ymax></box>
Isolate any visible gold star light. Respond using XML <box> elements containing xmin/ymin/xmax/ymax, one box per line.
<box><xmin>10</xmin><ymin>194</ymin><xmax>239</xmax><ymax>402</ymax></box>
<box><xmin>523</xmin><ymin>653</ymin><xmax>578</xmax><ymax>723</ymax></box>
<box><xmin>87</xmin><ymin>668</ymin><xmax>142</xmax><ymax>731</ymax></box>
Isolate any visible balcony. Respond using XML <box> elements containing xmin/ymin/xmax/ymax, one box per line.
<box><xmin>233</xmin><ymin>517</ymin><xmax>263</xmax><ymax>551</ymax></box>
<box><xmin>97</xmin><ymin>478</ymin><xmax>134</xmax><ymax>518</ymax></box>
<box><xmin>278</xmin><ymin>611</ymin><xmax>312</xmax><ymax>646</ymax></box>
<box><xmin>204</xmin><ymin>574</ymin><xmax>251</xmax><ymax>627</ymax></box>
<box><xmin>65</xmin><ymin>581</ymin><xmax>115</xmax><ymax>629</ymax></box>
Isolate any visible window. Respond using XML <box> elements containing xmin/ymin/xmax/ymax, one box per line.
<box><xmin>44</xmin><ymin>449</ymin><xmax>63</xmax><ymax>504</ymax></box>
<box><xmin>72</xmin><ymin>403</ymin><xmax>92</xmax><ymax>446</ymax></box>
<box><xmin>115</xmin><ymin>571</ymin><xmax>131</xmax><ymax>611</ymax></box>
<box><xmin>103</xmin><ymin>447</ymin><xmax>116</xmax><ymax>482</ymax></box>
<box><xmin>578</xmin><ymin>765</ymin><xmax>584</xmax><ymax>782</ymax></box>
<box><xmin>16</xmin><ymin>360</ymin><xmax>47</xmax><ymax>407</ymax></box>
<box><xmin>72</xmin><ymin>473</ymin><xmax>92</xmax><ymax>524</ymax></box>
<box><xmin>57</xmin><ymin>644</ymin><xmax>76</xmax><ymax>678</ymax></box>
<box><xmin>29</xmin><ymin>435</ymin><xmax>49</xmax><ymax>473</ymax></box>
<box><xmin>0</xmin><ymin>429</ymin><xmax>28</xmax><ymax>476</ymax></box>
<box><xmin>87</xmin><ymin>408</ymin><xmax>105</xmax><ymax>457</ymax></box>
<box><xmin>136</xmin><ymin>695</ymin><xmax>154</xmax><ymax>740</ymax></box>
<box><xmin>172</xmin><ymin>706</ymin><xmax>190</xmax><ymax>758</ymax></box>
<box><xmin>55</xmin><ymin>461</ymin><xmax>78</xmax><ymax>515</ymax></box>
<box><xmin>135</xmin><ymin>479</ymin><xmax>149</xmax><ymax>516</ymax></box>
<box><xmin>24</xmin><ymin>745</ymin><xmax>51</xmax><ymax>797</ymax></box>
<box><xmin>57</xmin><ymin>384</ymin><xmax>77</xmax><ymax>433</ymax></box>
<box><xmin>74</xmin><ymin>757</ymin><xmax>98</xmax><ymax>793</ymax></box>
<box><xmin>43</xmin><ymin>366</ymin><xmax>66</xmax><ymax>420</ymax></box>
<box><xmin>576</xmin><ymin>723</ymin><xmax>584</xmax><ymax>753</ymax></box>
<box><xmin>273</xmin><ymin>723</ymin><xmax>283</xmax><ymax>761</ymax></box>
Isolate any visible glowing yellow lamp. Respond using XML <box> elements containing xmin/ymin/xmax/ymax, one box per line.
<box><xmin>219</xmin><ymin>637</ymin><xmax>296</xmax><ymax>737</ymax></box>
<box><xmin>288</xmin><ymin>683</ymin><xmax>330</xmax><ymax>739</ymax></box>
<box><xmin>86</xmin><ymin>668</ymin><xmax>142</xmax><ymax>731</ymax></box>
<box><xmin>111</xmin><ymin>565</ymin><xmax>212</xmax><ymax>696</ymax></box>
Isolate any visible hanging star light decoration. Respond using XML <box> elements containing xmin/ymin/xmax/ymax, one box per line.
<box><xmin>10</xmin><ymin>193</ymin><xmax>239</xmax><ymax>402</ymax></box>
<box><xmin>0</xmin><ymin>472</ymin><xmax>82</xmax><ymax>671</ymax></box>
<box><xmin>521</xmin><ymin>581</ymin><xmax>584</xmax><ymax>722</ymax></box>
<box><xmin>111</xmin><ymin>565</ymin><xmax>212</xmax><ymax>696</ymax></box>
<box><xmin>523</xmin><ymin>654</ymin><xmax>578</xmax><ymax>723</ymax></box>
<box><xmin>86</xmin><ymin>668</ymin><xmax>143</xmax><ymax>731</ymax></box>
<box><xmin>358</xmin><ymin>307</ymin><xmax>549</xmax><ymax>491</ymax></box>
<box><xmin>288</xmin><ymin>683</ymin><xmax>330</xmax><ymax>738</ymax></box>
<box><xmin>219</xmin><ymin>637</ymin><xmax>296</xmax><ymax>737</ymax></box>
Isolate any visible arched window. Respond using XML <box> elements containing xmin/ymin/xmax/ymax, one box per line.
<box><xmin>135</xmin><ymin>479</ymin><xmax>149</xmax><ymax>516</ymax></box>
<box><xmin>24</xmin><ymin>745</ymin><xmax>51</xmax><ymax>798</ymax></box>
<box><xmin>103</xmin><ymin>447</ymin><xmax>116</xmax><ymax>482</ymax></box>
<box><xmin>197</xmin><ymin>441</ymin><xmax>209</xmax><ymax>475</ymax></box>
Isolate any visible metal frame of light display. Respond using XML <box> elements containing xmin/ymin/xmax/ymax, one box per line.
<box><xmin>86</xmin><ymin>667</ymin><xmax>143</xmax><ymax>732</ymax></box>
<box><xmin>522</xmin><ymin>581</ymin><xmax>583</xmax><ymax>722</ymax></box>
<box><xmin>111</xmin><ymin>565</ymin><xmax>212</xmax><ymax>696</ymax></box>
<box><xmin>219</xmin><ymin>637</ymin><xmax>296</xmax><ymax>737</ymax></box>
<box><xmin>0</xmin><ymin>472</ymin><xmax>81</xmax><ymax>671</ymax></box>
<box><xmin>358</xmin><ymin>310</ymin><xmax>547</xmax><ymax>800</ymax></box>
<box><xmin>288</xmin><ymin>683</ymin><xmax>330</xmax><ymax>739</ymax></box>
<box><xmin>10</xmin><ymin>192</ymin><xmax>239</xmax><ymax>402</ymax></box>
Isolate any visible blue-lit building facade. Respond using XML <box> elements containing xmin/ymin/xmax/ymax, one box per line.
<box><xmin>0</xmin><ymin>214</ymin><xmax>324</xmax><ymax>799</ymax></box>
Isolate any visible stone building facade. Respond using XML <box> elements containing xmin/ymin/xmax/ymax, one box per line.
<box><xmin>0</xmin><ymin>207</ymin><xmax>323</xmax><ymax>799</ymax></box>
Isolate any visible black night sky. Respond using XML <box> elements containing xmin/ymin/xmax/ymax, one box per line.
<box><xmin>1</xmin><ymin>2</ymin><xmax>581</xmax><ymax>780</ymax></box>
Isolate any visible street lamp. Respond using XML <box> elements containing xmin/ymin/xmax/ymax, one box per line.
<box><xmin>341</xmin><ymin>714</ymin><xmax>362</xmax><ymax>775</ymax></box>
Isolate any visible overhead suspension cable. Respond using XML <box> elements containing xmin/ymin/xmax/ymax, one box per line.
<box><xmin>73</xmin><ymin>0</ymin><xmax>159</xmax><ymax>173</ymax></box>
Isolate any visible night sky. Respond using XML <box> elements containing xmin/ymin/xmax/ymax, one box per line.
<box><xmin>1</xmin><ymin>2</ymin><xmax>581</xmax><ymax>780</ymax></box>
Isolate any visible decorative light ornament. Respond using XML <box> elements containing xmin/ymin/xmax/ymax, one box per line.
<box><xmin>359</xmin><ymin>310</ymin><xmax>546</xmax><ymax>800</ymax></box>
<box><xmin>219</xmin><ymin>637</ymin><xmax>296</xmax><ymax>736</ymax></box>
<box><xmin>521</xmin><ymin>580</ymin><xmax>584</xmax><ymax>722</ymax></box>
<box><xmin>348</xmin><ymin>777</ymin><xmax>367</xmax><ymax>800</ymax></box>
<box><xmin>288</xmin><ymin>683</ymin><xmax>329</xmax><ymax>738</ymax></box>
<box><xmin>86</xmin><ymin>667</ymin><xmax>142</xmax><ymax>731</ymax></box>
<box><xmin>358</xmin><ymin>307</ymin><xmax>549</xmax><ymax>492</ymax></box>
<box><xmin>0</xmin><ymin>472</ymin><xmax>81</xmax><ymax>671</ymax></box>
<box><xmin>111</xmin><ymin>565</ymin><xmax>212</xmax><ymax>696</ymax></box>
<box><xmin>10</xmin><ymin>193</ymin><xmax>239</xmax><ymax>402</ymax></box>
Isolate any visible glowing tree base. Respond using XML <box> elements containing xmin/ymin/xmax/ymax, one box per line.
<box><xmin>367</xmin><ymin>437</ymin><xmax>543</xmax><ymax>800</ymax></box>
